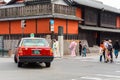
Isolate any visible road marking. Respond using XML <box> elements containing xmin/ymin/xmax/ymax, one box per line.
<box><xmin>116</xmin><ymin>71</ymin><xmax>120</xmax><ymax>73</ymax></box>
<box><xmin>97</xmin><ymin>74</ymin><xmax>120</xmax><ymax>78</ymax></box>
<box><xmin>81</xmin><ymin>60</ymin><xmax>98</xmax><ymax>62</ymax></box>
<box><xmin>115</xmin><ymin>62</ymin><xmax>120</xmax><ymax>64</ymax></box>
<box><xmin>71</xmin><ymin>79</ymin><xmax>76</xmax><ymax>80</ymax></box>
<box><xmin>81</xmin><ymin>77</ymin><xmax>102</xmax><ymax>80</ymax></box>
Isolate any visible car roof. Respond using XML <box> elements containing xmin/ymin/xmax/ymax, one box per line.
<box><xmin>21</xmin><ymin>37</ymin><xmax>46</xmax><ymax>40</ymax></box>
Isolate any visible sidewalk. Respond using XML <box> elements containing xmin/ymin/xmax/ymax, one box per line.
<box><xmin>62</xmin><ymin>53</ymin><xmax>99</xmax><ymax>59</ymax></box>
<box><xmin>62</xmin><ymin>53</ymin><xmax>120</xmax><ymax>63</ymax></box>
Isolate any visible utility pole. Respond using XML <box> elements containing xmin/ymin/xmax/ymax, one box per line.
<box><xmin>58</xmin><ymin>26</ymin><xmax>64</xmax><ymax>58</ymax></box>
<box><xmin>50</xmin><ymin>19</ymin><xmax>54</xmax><ymax>47</ymax></box>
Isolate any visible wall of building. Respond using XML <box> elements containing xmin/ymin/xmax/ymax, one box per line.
<box><xmin>54</xmin><ymin>18</ymin><xmax>66</xmax><ymax>34</ymax></box>
<box><xmin>0</xmin><ymin>19</ymin><xmax>51</xmax><ymax>35</ymax></box>
<box><xmin>37</xmin><ymin>18</ymin><xmax>51</xmax><ymax>34</ymax></box>
<box><xmin>52</xmin><ymin>18</ymin><xmax>79</xmax><ymax>35</ymax></box>
<box><xmin>0</xmin><ymin>18</ymin><xmax>79</xmax><ymax>35</ymax></box>
<box><xmin>78</xmin><ymin>30</ymin><xmax>96</xmax><ymax>47</ymax></box>
<box><xmin>76</xmin><ymin>8</ymin><xmax>82</xmax><ymax>18</ymax></box>
<box><xmin>100</xmin><ymin>32</ymin><xmax>120</xmax><ymax>44</ymax></box>
<box><xmin>67</xmin><ymin>20</ymin><xmax>78</xmax><ymax>34</ymax></box>
<box><xmin>11</xmin><ymin>20</ymin><xmax>37</xmax><ymax>34</ymax></box>
<box><xmin>116</xmin><ymin>16</ymin><xmax>120</xmax><ymax>28</ymax></box>
<box><xmin>0</xmin><ymin>21</ymin><xmax>9</xmax><ymax>34</ymax></box>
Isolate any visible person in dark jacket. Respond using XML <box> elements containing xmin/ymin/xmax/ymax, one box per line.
<box><xmin>113</xmin><ymin>40</ymin><xmax>120</xmax><ymax>59</ymax></box>
<box><xmin>79</xmin><ymin>41</ymin><xmax>82</xmax><ymax>56</ymax></box>
<box><xmin>108</xmin><ymin>39</ymin><xmax>113</xmax><ymax>63</ymax></box>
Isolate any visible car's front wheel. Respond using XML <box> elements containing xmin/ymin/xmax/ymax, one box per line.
<box><xmin>45</xmin><ymin>62</ymin><xmax>51</xmax><ymax>67</ymax></box>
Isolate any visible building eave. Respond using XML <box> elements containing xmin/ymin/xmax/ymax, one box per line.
<box><xmin>79</xmin><ymin>25</ymin><xmax>120</xmax><ymax>33</ymax></box>
<box><xmin>0</xmin><ymin>14</ymin><xmax>83</xmax><ymax>21</ymax></box>
<box><xmin>73</xmin><ymin>0</ymin><xmax>120</xmax><ymax>14</ymax></box>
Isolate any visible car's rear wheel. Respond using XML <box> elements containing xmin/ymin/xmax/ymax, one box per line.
<box><xmin>18</xmin><ymin>62</ymin><xmax>23</xmax><ymax>67</ymax></box>
<box><xmin>45</xmin><ymin>62</ymin><xmax>51</xmax><ymax>67</ymax></box>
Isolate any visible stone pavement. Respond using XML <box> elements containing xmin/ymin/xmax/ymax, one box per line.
<box><xmin>62</xmin><ymin>52</ymin><xmax>120</xmax><ymax>64</ymax></box>
<box><xmin>63</xmin><ymin>53</ymin><xmax>99</xmax><ymax>59</ymax></box>
<box><xmin>1</xmin><ymin>52</ymin><xmax>120</xmax><ymax>62</ymax></box>
<box><xmin>0</xmin><ymin>52</ymin><xmax>98</xmax><ymax>58</ymax></box>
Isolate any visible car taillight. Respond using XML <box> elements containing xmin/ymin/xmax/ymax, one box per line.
<box><xmin>50</xmin><ymin>49</ymin><xmax>53</xmax><ymax>56</ymax></box>
<box><xmin>18</xmin><ymin>48</ymin><xmax>23</xmax><ymax>56</ymax></box>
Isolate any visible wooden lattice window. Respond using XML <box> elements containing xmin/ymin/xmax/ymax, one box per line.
<box><xmin>84</xmin><ymin>8</ymin><xmax>98</xmax><ymax>26</ymax></box>
<box><xmin>101</xmin><ymin>12</ymin><xmax>116</xmax><ymax>28</ymax></box>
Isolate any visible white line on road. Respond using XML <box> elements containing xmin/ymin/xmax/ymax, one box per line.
<box><xmin>116</xmin><ymin>71</ymin><xmax>120</xmax><ymax>73</ymax></box>
<box><xmin>71</xmin><ymin>79</ymin><xmax>76</xmax><ymax>80</ymax></box>
<box><xmin>97</xmin><ymin>74</ymin><xmax>120</xmax><ymax>78</ymax></box>
<box><xmin>81</xmin><ymin>76</ymin><xmax>102</xmax><ymax>80</ymax></box>
<box><xmin>115</xmin><ymin>62</ymin><xmax>120</xmax><ymax>64</ymax></box>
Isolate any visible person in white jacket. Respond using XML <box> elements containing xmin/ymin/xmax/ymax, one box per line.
<box><xmin>52</xmin><ymin>39</ymin><xmax>60</xmax><ymax>57</ymax></box>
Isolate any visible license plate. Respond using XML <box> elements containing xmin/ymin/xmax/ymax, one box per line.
<box><xmin>32</xmin><ymin>50</ymin><xmax>40</xmax><ymax>54</ymax></box>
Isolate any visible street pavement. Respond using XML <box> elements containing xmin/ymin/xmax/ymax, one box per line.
<box><xmin>63</xmin><ymin>53</ymin><xmax>120</xmax><ymax>63</ymax></box>
<box><xmin>62</xmin><ymin>54</ymin><xmax>120</xmax><ymax>80</ymax></box>
<box><xmin>0</xmin><ymin>53</ymin><xmax>120</xmax><ymax>80</ymax></box>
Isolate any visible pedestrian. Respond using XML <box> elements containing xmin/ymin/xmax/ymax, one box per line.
<box><xmin>82</xmin><ymin>43</ymin><xmax>87</xmax><ymax>57</ymax></box>
<box><xmin>79</xmin><ymin>41</ymin><xmax>82</xmax><ymax>56</ymax></box>
<box><xmin>108</xmin><ymin>39</ymin><xmax>113</xmax><ymax>63</ymax></box>
<box><xmin>113</xmin><ymin>40</ymin><xmax>120</xmax><ymax>59</ymax></box>
<box><xmin>104</xmin><ymin>39</ymin><xmax>110</xmax><ymax>63</ymax></box>
<box><xmin>99</xmin><ymin>40</ymin><xmax>105</xmax><ymax>62</ymax></box>
<box><xmin>52</xmin><ymin>39</ymin><xmax>60</xmax><ymax>57</ymax></box>
<box><xmin>69</xmin><ymin>40</ymin><xmax>77</xmax><ymax>57</ymax></box>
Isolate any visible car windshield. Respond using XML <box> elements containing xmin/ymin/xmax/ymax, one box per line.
<box><xmin>21</xmin><ymin>38</ymin><xmax>49</xmax><ymax>47</ymax></box>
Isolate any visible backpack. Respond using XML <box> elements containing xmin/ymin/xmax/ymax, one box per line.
<box><xmin>107</xmin><ymin>44</ymin><xmax>112</xmax><ymax>51</ymax></box>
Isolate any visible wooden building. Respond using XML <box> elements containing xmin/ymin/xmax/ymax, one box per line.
<box><xmin>72</xmin><ymin>0</ymin><xmax>120</xmax><ymax>46</ymax></box>
<box><xmin>0</xmin><ymin>0</ymin><xmax>120</xmax><ymax>47</ymax></box>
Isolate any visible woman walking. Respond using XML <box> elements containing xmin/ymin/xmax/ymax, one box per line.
<box><xmin>69</xmin><ymin>40</ymin><xmax>77</xmax><ymax>57</ymax></box>
<box><xmin>113</xmin><ymin>40</ymin><xmax>120</xmax><ymax>59</ymax></box>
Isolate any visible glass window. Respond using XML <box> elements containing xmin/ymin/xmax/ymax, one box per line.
<box><xmin>21</xmin><ymin>38</ymin><xmax>49</xmax><ymax>47</ymax></box>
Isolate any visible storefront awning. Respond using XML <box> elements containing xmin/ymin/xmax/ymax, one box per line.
<box><xmin>79</xmin><ymin>25</ymin><xmax>120</xmax><ymax>33</ymax></box>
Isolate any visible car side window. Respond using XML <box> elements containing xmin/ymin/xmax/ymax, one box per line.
<box><xmin>17</xmin><ymin>40</ymin><xmax>21</xmax><ymax>47</ymax></box>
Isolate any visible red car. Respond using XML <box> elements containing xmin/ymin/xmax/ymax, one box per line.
<box><xmin>14</xmin><ymin>37</ymin><xmax>54</xmax><ymax>67</ymax></box>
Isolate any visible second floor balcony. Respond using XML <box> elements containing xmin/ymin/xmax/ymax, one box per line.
<box><xmin>0</xmin><ymin>3</ymin><xmax>76</xmax><ymax>20</ymax></box>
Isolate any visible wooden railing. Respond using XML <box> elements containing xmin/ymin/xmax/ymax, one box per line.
<box><xmin>24</xmin><ymin>0</ymin><xmax>51</xmax><ymax>5</ymax></box>
<box><xmin>54</xmin><ymin>4</ymin><xmax>76</xmax><ymax>16</ymax></box>
<box><xmin>24</xmin><ymin>0</ymin><xmax>51</xmax><ymax>3</ymax></box>
<box><xmin>0</xmin><ymin>4</ymin><xmax>52</xmax><ymax>18</ymax></box>
<box><xmin>0</xmin><ymin>4</ymin><xmax>76</xmax><ymax>19</ymax></box>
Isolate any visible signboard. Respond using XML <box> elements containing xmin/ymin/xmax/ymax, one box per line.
<box><xmin>50</xmin><ymin>19</ymin><xmax>54</xmax><ymax>25</ymax></box>
<box><xmin>50</xmin><ymin>25</ymin><xmax>54</xmax><ymax>31</ymax></box>
<box><xmin>30</xmin><ymin>33</ymin><xmax>35</xmax><ymax>38</ymax></box>
<box><xmin>50</xmin><ymin>19</ymin><xmax>54</xmax><ymax>31</ymax></box>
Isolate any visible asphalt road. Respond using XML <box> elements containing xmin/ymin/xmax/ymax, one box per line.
<box><xmin>0</xmin><ymin>55</ymin><xmax>120</xmax><ymax>80</ymax></box>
